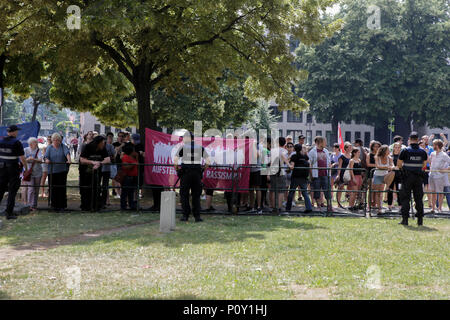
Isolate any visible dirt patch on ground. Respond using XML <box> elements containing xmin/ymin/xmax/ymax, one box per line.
<box><xmin>0</xmin><ymin>221</ymin><xmax>156</xmax><ymax>263</ymax></box>
<box><xmin>289</xmin><ymin>284</ymin><xmax>335</xmax><ymax>300</ymax></box>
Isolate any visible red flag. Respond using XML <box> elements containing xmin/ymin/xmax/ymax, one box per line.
<box><xmin>338</xmin><ymin>123</ymin><xmax>344</xmax><ymax>152</ymax></box>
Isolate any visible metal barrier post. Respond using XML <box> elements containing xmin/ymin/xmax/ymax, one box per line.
<box><xmin>231</xmin><ymin>165</ymin><xmax>237</xmax><ymax>214</ymax></box>
<box><xmin>48</xmin><ymin>163</ymin><xmax>52</xmax><ymax>208</ymax></box>
<box><xmin>327</xmin><ymin>167</ymin><xmax>332</xmax><ymax>213</ymax></box>
<box><xmin>91</xmin><ymin>169</ymin><xmax>95</xmax><ymax>212</ymax></box>
<box><xmin>137</xmin><ymin>163</ymin><xmax>140</xmax><ymax>212</ymax></box>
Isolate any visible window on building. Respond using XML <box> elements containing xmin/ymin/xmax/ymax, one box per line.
<box><xmin>345</xmin><ymin>131</ymin><xmax>351</xmax><ymax>143</ymax></box>
<box><xmin>326</xmin><ymin>131</ymin><xmax>332</xmax><ymax>145</ymax></box>
<box><xmin>104</xmin><ymin>126</ymin><xmax>111</xmax><ymax>134</ymax></box>
<box><xmin>355</xmin><ymin>131</ymin><xmax>361</xmax><ymax>141</ymax></box>
<box><xmin>287</xmin><ymin>130</ymin><xmax>303</xmax><ymax>142</ymax></box>
<box><xmin>306</xmin><ymin>113</ymin><xmax>313</xmax><ymax>123</ymax></box>
<box><xmin>306</xmin><ymin>130</ymin><xmax>312</xmax><ymax>145</ymax></box>
<box><xmin>287</xmin><ymin>110</ymin><xmax>303</xmax><ymax>122</ymax></box>
<box><xmin>316</xmin><ymin>130</ymin><xmax>322</xmax><ymax>138</ymax></box>
<box><xmin>269</xmin><ymin>106</ymin><xmax>283</xmax><ymax>122</ymax></box>
<box><xmin>364</xmin><ymin>132</ymin><xmax>371</xmax><ymax>147</ymax></box>
<box><xmin>279</xmin><ymin>129</ymin><xmax>283</xmax><ymax>138</ymax></box>
<box><xmin>94</xmin><ymin>124</ymin><xmax>101</xmax><ymax>133</ymax></box>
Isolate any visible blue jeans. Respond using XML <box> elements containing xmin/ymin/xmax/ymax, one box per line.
<box><xmin>312</xmin><ymin>176</ymin><xmax>331</xmax><ymax>201</ymax></box>
<box><xmin>286</xmin><ymin>177</ymin><xmax>312</xmax><ymax>211</ymax></box>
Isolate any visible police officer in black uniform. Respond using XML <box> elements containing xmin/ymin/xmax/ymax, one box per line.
<box><xmin>174</xmin><ymin>131</ymin><xmax>210</xmax><ymax>222</ymax></box>
<box><xmin>0</xmin><ymin>125</ymin><xmax>28</xmax><ymax>220</ymax></box>
<box><xmin>397</xmin><ymin>132</ymin><xmax>428</xmax><ymax>226</ymax></box>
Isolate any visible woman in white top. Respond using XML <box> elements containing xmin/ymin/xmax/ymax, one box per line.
<box><xmin>428</xmin><ymin>139</ymin><xmax>450</xmax><ymax>213</ymax></box>
<box><xmin>372</xmin><ymin>145</ymin><xmax>395</xmax><ymax>214</ymax></box>
<box><xmin>24</xmin><ymin>137</ymin><xmax>43</xmax><ymax>210</ymax></box>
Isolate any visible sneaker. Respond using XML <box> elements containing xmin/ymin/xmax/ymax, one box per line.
<box><xmin>195</xmin><ymin>217</ymin><xmax>203</xmax><ymax>222</ymax></box>
<box><xmin>257</xmin><ymin>208</ymin><xmax>263</xmax><ymax>214</ymax></box>
<box><xmin>180</xmin><ymin>216</ymin><xmax>188</xmax><ymax>222</ymax></box>
<box><xmin>205</xmin><ymin>207</ymin><xmax>216</xmax><ymax>212</ymax></box>
<box><xmin>6</xmin><ymin>214</ymin><xmax>17</xmax><ymax>220</ymax></box>
<box><xmin>303</xmin><ymin>209</ymin><xmax>313</xmax><ymax>214</ymax></box>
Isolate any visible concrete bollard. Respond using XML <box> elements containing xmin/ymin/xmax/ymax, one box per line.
<box><xmin>160</xmin><ymin>191</ymin><xmax>176</xmax><ymax>233</ymax></box>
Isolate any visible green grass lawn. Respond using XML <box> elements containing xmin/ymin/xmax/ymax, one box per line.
<box><xmin>0</xmin><ymin>213</ymin><xmax>449</xmax><ymax>299</ymax></box>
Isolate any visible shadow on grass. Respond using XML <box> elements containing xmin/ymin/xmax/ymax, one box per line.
<box><xmin>70</xmin><ymin>215</ymin><xmax>326</xmax><ymax>248</ymax></box>
<box><xmin>402</xmin><ymin>225</ymin><xmax>438</xmax><ymax>232</ymax></box>
<box><xmin>0</xmin><ymin>290</ymin><xmax>11</xmax><ymax>300</ymax></box>
<box><xmin>122</xmin><ymin>294</ymin><xmax>218</xmax><ymax>300</ymax></box>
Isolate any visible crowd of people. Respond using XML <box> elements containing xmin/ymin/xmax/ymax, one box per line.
<box><xmin>16</xmin><ymin>130</ymin><xmax>145</xmax><ymax>212</ymax></box>
<box><xmin>1</xmin><ymin>124</ymin><xmax>449</xmax><ymax>221</ymax></box>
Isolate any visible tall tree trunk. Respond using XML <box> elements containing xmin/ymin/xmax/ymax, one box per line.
<box><xmin>330</xmin><ymin>116</ymin><xmax>338</xmax><ymax>145</ymax></box>
<box><xmin>0</xmin><ymin>53</ymin><xmax>6</xmax><ymax>126</ymax></box>
<box><xmin>393</xmin><ymin>114</ymin><xmax>411</xmax><ymax>141</ymax></box>
<box><xmin>135</xmin><ymin>83</ymin><xmax>157</xmax><ymax>145</ymax></box>
<box><xmin>31</xmin><ymin>99</ymin><xmax>39</xmax><ymax>122</ymax></box>
<box><xmin>374</xmin><ymin>120</ymin><xmax>390</xmax><ymax>144</ymax></box>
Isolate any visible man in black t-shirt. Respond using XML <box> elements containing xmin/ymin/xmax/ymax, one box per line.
<box><xmin>286</xmin><ymin>144</ymin><xmax>312</xmax><ymax>213</ymax></box>
<box><xmin>79</xmin><ymin>136</ymin><xmax>110</xmax><ymax>211</ymax></box>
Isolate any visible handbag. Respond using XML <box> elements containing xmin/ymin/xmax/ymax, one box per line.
<box><xmin>343</xmin><ymin>169</ymin><xmax>351</xmax><ymax>183</ymax></box>
<box><xmin>22</xmin><ymin>149</ymin><xmax>40</xmax><ymax>182</ymax></box>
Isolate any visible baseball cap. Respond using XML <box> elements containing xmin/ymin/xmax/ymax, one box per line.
<box><xmin>298</xmin><ymin>134</ymin><xmax>305</xmax><ymax>139</ymax></box>
<box><xmin>6</xmin><ymin>125</ymin><xmax>21</xmax><ymax>132</ymax></box>
<box><xmin>132</xmin><ymin>133</ymin><xmax>141</xmax><ymax>142</ymax></box>
<box><xmin>409</xmin><ymin>132</ymin><xmax>419</xmax><ymax>140</ymax></box>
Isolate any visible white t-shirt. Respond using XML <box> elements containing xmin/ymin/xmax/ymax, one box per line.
<box><xmin>269</xmin><ymin>147</ymin><xmax>288</xmax><ymax>176</ymax></box>
<box><xmin>429</xmin><ymin>151</ymin><xmax>450</xmax><ymax>180</ymax></box>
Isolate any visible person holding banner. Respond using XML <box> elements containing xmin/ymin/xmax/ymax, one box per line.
<box><xmin>0</xmin><ymin>125</ymin><xmax>28</xmax><ymax>219</ymax></box>
<box><xmin>174</xmin><ymin>131</ymin><xmax>210</xmax><ymax>222</ymax></box>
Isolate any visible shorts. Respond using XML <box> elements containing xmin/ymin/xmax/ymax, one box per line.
<box><xmin>260</xmin><ymin>174</ymin><xmax>268</xmax><ymax>189</ymax></box>
<box><xmin>42</xmin><ymin>163</ymin><xmax>48</xmax><ymax>173</ymax></box>
<box><xmin>205</xmin><ymin>188</ymin><xmax>214</xmax><ymax>196</ymax></box>
<box><xmin>429</xmin><ymin>176</ymin><xmax>446</xmax><ymax>193</ymax></box>
<box><xmin>372</xmin><ymin>175</ymin><xmax>386</xmax><ymax>185</ymax></box>
<box><xmin>249</xmin><ymin>171</ymin><xmax>261</xmax><ymax>187</ymax></box>
<box><xmin>348</xmin><ymin>175</ymin><xmax>363</xmax><ymax>187</ymax></box>
<box><xmin>270</xmin><ymin>175</ymin><xmax>287</xmax><ymax>193</ymax></box>
<box><xmin>422</xmin><ymin>172</ymin><xmax>429</xmax><ymax>185</ymax></box>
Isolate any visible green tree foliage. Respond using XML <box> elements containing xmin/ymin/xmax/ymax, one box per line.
<box><xmin>0</xmin><ymin>0</ymin><xmax>50</xmax><ymax>123</ymax></box>
<box><xmin>244</xmin><ymin>100</ymin><xmax>281</xmax><ymax>132</ymax></box>
<box><xmin>295</xmin><ymin>0</ymin><xmax>450</xmax><ymax>142</ymax></box>
<box><xmin>40</xmin><ymin>0</ymin><xmax>341</xmax><ymax>141</ymax></box>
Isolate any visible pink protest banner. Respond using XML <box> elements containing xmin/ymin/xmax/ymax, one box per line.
<box><xmin>144</xmin><ymin>128</ymin><xmax>253</xmax><ymax>192</ymax></box>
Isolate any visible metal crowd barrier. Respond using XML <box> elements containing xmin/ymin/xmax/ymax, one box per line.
<box><xmin>14</xmin><ymin>161</ymin><xmax>450</xmax><ymax>217</ymax></box>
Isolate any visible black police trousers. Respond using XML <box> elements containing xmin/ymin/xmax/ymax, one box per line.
<box><xmin>400</xmin><ymin>172</ymin><xmax>424</xmax><ymax>219</ymax></box>
<box><xmin>0</xmin><ymin>164</ymin><xmax>21</xmax><ymax>215</ymax></box>
<box><xmin>180</xmin><ymin>168</ymin><xmax>202</xmax><ymax>218</ymax></box>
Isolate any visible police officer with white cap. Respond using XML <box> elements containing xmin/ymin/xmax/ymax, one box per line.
<box><xmin>0</xmin><ymin>125</ymin><xmax>28</xmax><ymax>220</ymax></box>
<box><xmin>397</xmin><ymin>132</ymin><xmax>428</xmax><ymax>226</ymax></box>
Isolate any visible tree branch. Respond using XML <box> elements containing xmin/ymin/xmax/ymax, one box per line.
<box><xmin>218</xmin><ymin>36</ymin><xmax>252</xmax><ymax>61</ymax></box>
<box><xmin>150</xmin><ymin>68</ymin><xmax>173</xmax><ymax>87</ymax></box>
<box><xmin>115</xmin><ymin>37</ymin><xmax>136</xmax><ymax>70</ymax></box>
<box><xmin>183</xmin><ymin>6</ymin><xmax>263</xmax><ymax>50</ymax></box>
<box><xmin>92</xmin><ymin>34</ymin><xmax>134</xmax><ymax>84</ymax></box>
